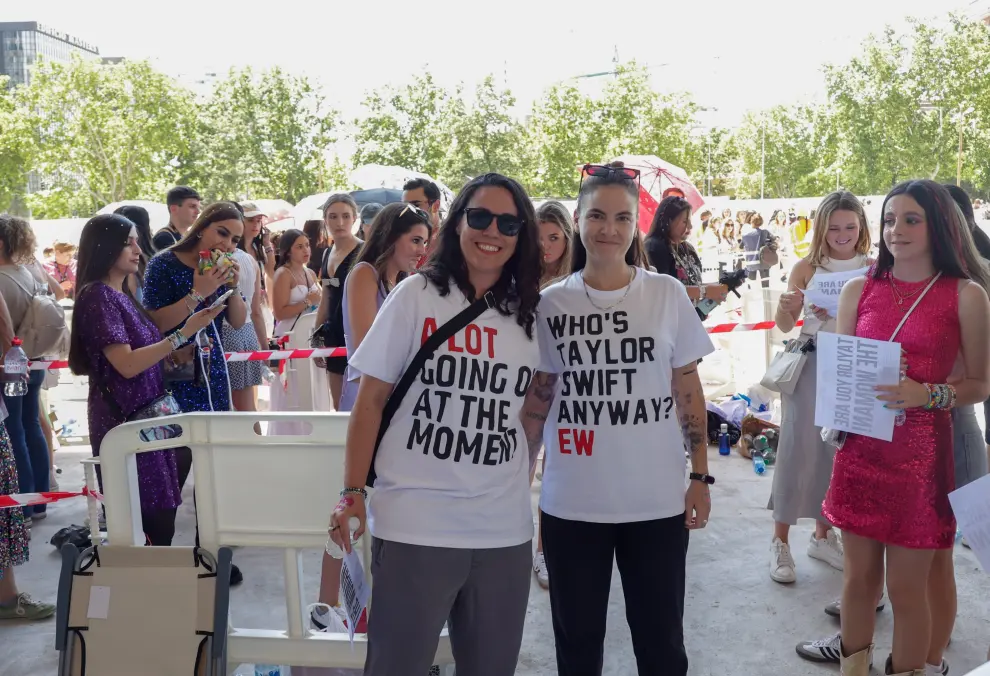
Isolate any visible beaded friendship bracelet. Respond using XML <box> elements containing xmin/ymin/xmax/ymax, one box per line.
<box><xmin>923</xmin><ymin>383</ymin><xmax>957</xmax><ymax>410</ymax></box>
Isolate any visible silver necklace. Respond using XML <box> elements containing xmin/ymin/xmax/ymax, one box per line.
<box><xmin>581</xmin><ymin>266</ymin><xmax>635</xmax><ymax>312</ymax></box>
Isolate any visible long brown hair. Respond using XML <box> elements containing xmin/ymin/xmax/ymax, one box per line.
<box><xmin>354</xmin><ymin>203</ymin><xmax>433</xmax><ymax>294</ymax></box>
<box><xmin>171</xmin><ymin>202</ymin><xmax>244</xmax><ymax>254</ymax></box>
<box><xmin>806</xmin><ymin>191</ymin><xmax>872</xmax><ymax>267</ymax></box>
<box><xmin>536</xmin><ymin>200</ymin><xmax>574</xmax><ymax>286</ymax></box>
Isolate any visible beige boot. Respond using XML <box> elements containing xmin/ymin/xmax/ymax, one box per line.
<box><xmin>839</xmin><ymin>643</ymin><xmax>874</xmax><ymax>676</ymax></box>
<box><xmin>883</xmin><ymin>654</ymin><xmax>925</xmax><ymax>675</ymax></box>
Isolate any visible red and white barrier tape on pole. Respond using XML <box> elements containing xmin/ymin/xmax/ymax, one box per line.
<box><xmin>25</xmin><ymin>321</ymin><xmax>799</xmax><ymax>371</ymax></box>
<box><xmin>0</xmin><ymin>486</ymin><xmax>103</xmax><ymax>510</ymax></box>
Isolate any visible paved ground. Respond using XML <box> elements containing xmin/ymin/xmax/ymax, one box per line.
<box><xmin>3</xmin><ymin>375</ymin><xmax>989</xmax><ymax>676</ymax></box>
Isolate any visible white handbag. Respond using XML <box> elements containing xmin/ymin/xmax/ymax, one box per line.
<box><xmin>761</xmin><ymin>337</ymin><xmax>811</xmax><ymax>395</ymax></box>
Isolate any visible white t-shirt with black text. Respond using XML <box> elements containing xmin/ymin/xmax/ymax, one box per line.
<box><xmin>537</xmin><ymin>268</ymin><xmax>715</xmax><ymax>523</ymax></box>
<box><xmin>350</xmin><ymin>275</ymin><xmax>540</xmax><ymax>548</ymax></box>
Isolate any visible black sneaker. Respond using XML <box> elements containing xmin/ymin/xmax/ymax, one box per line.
<box><xmin>230</xmin><ymin>564</ymin><xmax>243</xmax><ymax>586</ymax></box>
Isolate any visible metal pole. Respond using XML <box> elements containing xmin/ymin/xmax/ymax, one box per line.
<box><xmin>957</xmin><ymin>114</ymin><xmax>964</xmax><ymax>187</ymax></box>
<box><xmin>836</xmin><ymin>168</ymin><xmax>840</xmax><ymax>191</ymax></box>
<box><xmin>760</xmin><ymin>122</ymin><xmax>766</xmax><ymax>200</ymax></box>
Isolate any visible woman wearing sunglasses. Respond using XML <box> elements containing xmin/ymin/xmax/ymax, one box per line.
<box><xmin>521</xmin><ymin>162</ymin><xmax>714</xmax><ymax>676</ymax></box>
<box><xmin>328</xmin><ymin>173</ymin><xmax>543</xmax><ymax>675</ymax></box>
<box><xmin>310</xmin><ymin>202</ymin><xmax>431</xmax><ymax>633</ymax></box>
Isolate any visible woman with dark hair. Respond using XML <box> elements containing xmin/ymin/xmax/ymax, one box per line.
<box><xmin>644</xmin><ymin>195</ymin><xmax>728</xmax><ymax>307</ymax></box>
<box><xmin>313</xmin><ymin>194</ymin><xmax>362</xmax><ymax>409</ymax></box>
<box><xmin>537</xmin><ymin>200</ymin><xmax>575</xmax><ymax>287</ymax></box>
<box><xmin>310</xmin><ymin>202</ymin><xmax>431</xmax><ymax>633</ymax></box>
<box><xmin>223</xmin><ymin>206</ymin><xmax>268</xmax><ymax>417</ymax></box>
<box><xmin>70</xmin><ymin>215</ymin><xmax>222</xmax><ymax>544</ymax></box>
<box><xmin>268</xmin><ymin>229</ymin><xmax>325</xmax><ymax>435</ymax></box>
<box><xmin>819</xmin><ymin>180</ymin><xmax>990</xmax><ymax>676</ymax></box>
<box><xmin>521</xmin><ymin>162</ymin><xmax>714</xmax><ymax>676</ymax></box>
<box><xmin>303</xmin><ymin>218</ymin><xmax>330</xmax><ymax>276</ymax></box>
<box><xmin>328</xmin><ymin>173</ymin><xmax>542</xmax><ymax>676</ymax></box>
<box><xmin>114</xmin><ymin>205</ymin><xmax>155</xmax><ymax>303</ymax></box>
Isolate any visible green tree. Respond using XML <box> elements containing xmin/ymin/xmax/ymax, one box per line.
<box><xmin>193</xmin><ymin>67</ymin><xmax>340</xmax><ymax>203</ymax></box>
<box><xmin>522</xmin><ymin>81</ymin><xmax>598</xmax><ymax>197</ymax></box>
<box><xmin>353</xmin><ymin>72</ymin><xmax>460</xmax><ymax>181</ymax></box>
<box><xmin>732</xmin><ymin>106</ymin><xmax>827</xmax><ymax>199</ymax></box>
<box><xmin>20</xmin><ymin>57</ymin><xmax>198</xmax><ymax>217</ymax></box>
<box><xmin>444</xmin><ymin>76</ymin><xmax>528</xmax><ymax>190</ymax></box>
<box><xmin>0</xmin><ymin>77</ymin><xmax>33</xmax><ymax>214</ymax></box>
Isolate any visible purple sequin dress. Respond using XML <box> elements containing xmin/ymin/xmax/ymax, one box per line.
<box><xmin>76</xmin><ymin>283</ymin><xmax>181</xmax><ymax>512</ymax></box>
<box><xmin>823</xmin><ymin>272</ymin><xmax>959</xmax><ymax>549</ymax></box>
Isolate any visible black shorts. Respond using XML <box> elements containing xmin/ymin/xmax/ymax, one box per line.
<box><xmin>326</xmin><ymin>355</ymin><xmax>347</xmax><ymax>375</ymax></box>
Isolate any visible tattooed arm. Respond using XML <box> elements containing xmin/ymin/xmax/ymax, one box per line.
<box><xmin>520</xmin><ymin>371</ymin><xmax>559</xmax><ymax>481</ymax></box>
<box><xmin>671</xmin><ymin>361</ymin><xmax>709</xmax><ymax>475</ymax></box>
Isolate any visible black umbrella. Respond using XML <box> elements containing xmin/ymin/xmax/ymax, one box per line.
<box><xmin>349</xmin><ymin>188</ymin><xmax>404</xmax><ymax>208</ymax></box>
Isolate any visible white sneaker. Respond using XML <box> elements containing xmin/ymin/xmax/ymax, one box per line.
<box><xmin>534</xmin><ymin>552</ymin><xmax>549</xmax><ymax>589</ymax></box>
<box><xmin>770</xmin><ymin>537</ymin><xmax>796</xmax><ymax>583</ymax></box>
<box><xmin>807</xmin><ymin>530</ymin><xmax>844</xmax><ymax>571</ymax></box>
<box><xmin>925</xmin><ymin>658</ymin><xmax>949</xmax><ymax>675</ymax></box>
<box><xmin>310</xmin><ymin>604</ymin><xmax>349</xmax><ymax>632</ymax></box>
<box><xmin>795</xmin><ymin>632</ymin><xmax>874</xmax><ymax>668</ymax></box>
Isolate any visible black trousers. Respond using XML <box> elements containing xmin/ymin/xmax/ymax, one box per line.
<box><xmin>541</xmin><ymin>511</ymin><xmax>690</xmax><ymax>676</ymax></box>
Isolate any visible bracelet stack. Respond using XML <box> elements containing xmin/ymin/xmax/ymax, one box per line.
<box><xmin>923</xmin><ymin>383</ymin><xmax>957</xmax><ymax>410</ymax></box>
<box><xmin>167</xmin><ymin>329</ymin><xmax>187</xmax><ymax>351</ymax></box>
<box><xmin>186</xmin><ymin>290</ymin><xmax>205</xmax><ymax>314</ymax></box>
<box><xmin>340</xmin><ymin>487</ymin><xmax>368</xmax><ymax>499</ymax></box>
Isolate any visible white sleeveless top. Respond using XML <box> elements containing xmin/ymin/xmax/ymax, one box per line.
<box><xmin>232</xmin><ymin>249</ymin><xmax>257</xmax><ymax>312</ymax></box>
<box><xmin>801</xmin><ymin>254</ymin><xmax>869</xmax><ymax>335</ymax></box>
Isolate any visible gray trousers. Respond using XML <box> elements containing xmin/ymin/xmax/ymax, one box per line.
<box><xmin>364</xmin><ymin>538</ymin><xmax>532</xmax><ymax>676</ymax></box>
<box><xmin>952</xmin><ymin>405</ymin><xmax>988</xmax><ymax>490</ymax></box>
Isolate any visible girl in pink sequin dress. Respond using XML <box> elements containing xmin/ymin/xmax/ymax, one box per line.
<box><xmin>822</xmin><ymin>180</ymin><xmax>990</xmax><ymax>676</ymax></box>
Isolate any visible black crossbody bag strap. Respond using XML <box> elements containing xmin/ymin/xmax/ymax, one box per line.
<box><xmin>366</xmin><ymin>290</ymin><xmax>496</xmax><ymax>487</ymax></box>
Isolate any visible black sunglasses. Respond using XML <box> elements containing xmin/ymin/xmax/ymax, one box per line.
<box><xmin>399</xmin><ymin>203</ymin><xmax>431</xmax><ymax>224</ymax></box>
<box><xmin>464</xmin><ymin>208</ymin><xmax>525</xmax><ymax>237</ymax></box>
<box><xmin>580</xmin><ymin>164</ymin><xmax>641</xmax><ymax>189</ymax></box>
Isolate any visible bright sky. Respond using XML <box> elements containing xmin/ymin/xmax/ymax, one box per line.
<box><xmin>7</xmin><ymin>0</ymin><xmax>973</xmax><ymax>130</ymax></box>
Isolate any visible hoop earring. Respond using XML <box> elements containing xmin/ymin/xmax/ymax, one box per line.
<box><xmin>196</xmin><ymin>233</ymin><xmax>202</xmax><ymax>239</ymax></box>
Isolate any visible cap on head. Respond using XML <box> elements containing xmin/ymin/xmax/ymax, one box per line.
<box><xmin>360</xmin><ymin>202</ymin><xmax>384</xmax><ymax>224</ymax></box>
<box><xmin>241</xmin><ymin>202</ymin><xmax>264</xmax><ymax>219</ymax></box>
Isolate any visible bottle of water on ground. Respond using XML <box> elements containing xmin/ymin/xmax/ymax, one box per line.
<box><xmin>3</xmin><ymin>338</ymin><xmax>28</xmax><ymax>397</ymax></box>
<box><xmin>718</xmin><ymin>423</ymin><xmax>730</xmax><ymax>456</ymax></box>
<box><xmin>752</xmin><ymin>452</ymin><xmax>766</xmax><ymax>475</ymax></box>
<box><xmin>253</xmin><ymin>665</ymin><xmax>282</xmax><ymax>676</ymax></box>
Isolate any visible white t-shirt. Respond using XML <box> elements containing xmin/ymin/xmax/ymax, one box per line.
<box><xmin>537</xmin><ymin>268</ymin><xmax>715</xmax><ymax>523</ymax></box>
<box><xmin>350</xmin><ymin>275</ymin><xmax>540</xmax><ymax>548</ymax></box>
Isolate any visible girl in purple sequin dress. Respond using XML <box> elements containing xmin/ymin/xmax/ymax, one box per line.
<box><xmin>822</xmin><ymin>181</ymin><xmax>990</xmax><ymax>676</ymax></box>
<box><xmin>68</xmin><ymin>215</ymin><xmax>224</xmax><ymax>546</ymax></box>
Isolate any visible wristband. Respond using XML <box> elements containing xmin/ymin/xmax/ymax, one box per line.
<box><xmin>340</xmin><ymin>487</ymin><xmax>368</xmax><ymax>499</ymax></box>
<box><xmin>188</xmin><ymin>290</ymin><xmax>205</xmax><ymax>305</ymax></box>
<box><xmin>689</xmin><ymin>472</ymin><xmax>715</xmax><ymax>485</ymax></box>
<box><xmin>167</xmin><ymin>330</ymin><xmax>185</xmax><ymax>351</ymax></box>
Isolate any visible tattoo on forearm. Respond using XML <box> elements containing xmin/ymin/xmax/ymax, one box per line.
<box><xmin>532</xmin><ymin>372</ymin><xmax>558</xmax><ymax>403</ymax></box>
<box><xmin>673</xmin><ymin>375</ymin><xmax>706</xmax><ymax>459</ymax></box>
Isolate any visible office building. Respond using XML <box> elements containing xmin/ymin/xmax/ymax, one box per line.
<box><xmin>0</xmin><ymin>21</ymin><xmax>100</xmax><ymax>87</ymax></box>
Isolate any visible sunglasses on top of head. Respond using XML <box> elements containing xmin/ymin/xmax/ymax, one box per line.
<box><xmin>580</xmin><ymin>164</ymin><xmax>641</xmax><ymax>188</ymax></box>
<box><xmin>463</xmin><ymin>208</ymin><xmax>525</xmax><ymax>237</ymax></box>
<box><xmin>399</xmin><ymin>203</ymin><xmax>431</xmax><ymax>223</ymax></box>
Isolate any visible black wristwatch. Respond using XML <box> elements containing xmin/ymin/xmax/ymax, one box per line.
<box><xmin>689</xmin><ymin>472</ymin><xmax>715</xmax><ymax>485</ymax></box>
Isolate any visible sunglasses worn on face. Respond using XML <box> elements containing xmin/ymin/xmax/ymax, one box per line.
<box><xmin>464</xmin><ymin>208</ymin><xmax>524</xmax><ymax>237</ymax></box>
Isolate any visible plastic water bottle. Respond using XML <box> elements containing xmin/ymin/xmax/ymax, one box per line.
<box><xmin>324</xmin><ymin>516</ymin><xmax>362</xmax><ymax>560</ymax></box>
<box><xmin>752</xmin><ymin>452</ymin><xmax>766</xmax><ymax>475</ymax></box>
<box><xmin>718</xmin><ymin>424</ymin><xmax>730</xmax><ymax>456</ymax></box>
<box><xmin>3</xmin><ymin>338</ymin><xmax>28</xmax><ymax>397</ymax></box>
<box><xmin>253</xmin><ymin>665</ymin><xmax>281</xmax><ymax>676</ymax></box>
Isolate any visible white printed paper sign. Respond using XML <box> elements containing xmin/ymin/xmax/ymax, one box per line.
<box><xmin>804</xmin><ymin>267</ymin><xmax>869</xmax><ymax>317</ymax></box>
<box><xmin>948</xmin><ymin>473</ymin><xmax>990</xmax><ymax>574</ymax></box>
<box><xmin>815</xmin><ymin>333</ymin><xmax>900</xmax><ymax>441</ymax></box>
<box><xmin>340</xmin><ymin>548</ymin><xmax>370</xmax><ymax>649</ymax></box>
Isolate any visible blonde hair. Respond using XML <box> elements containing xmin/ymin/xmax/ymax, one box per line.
<box><xmin>806</xmin><ymin>191</ymin><xmax>872</xmax><ymax>267</ymax></box>
<box><xmin>536</xmin><ymin>200</ymin><xmax>575</xmax><ymax>286</ymax></box>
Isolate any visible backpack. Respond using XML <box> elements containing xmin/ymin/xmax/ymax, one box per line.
<box><xmin>0</xmin><ymin>269</ymin><xmax>70</xmax><ymax>358</ymax></box>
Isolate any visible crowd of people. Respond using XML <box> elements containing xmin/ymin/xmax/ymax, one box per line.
<box><xmin>0</xmin><ymin>168</ymin><xmax>988</xmax><ymax>676</ymax></box>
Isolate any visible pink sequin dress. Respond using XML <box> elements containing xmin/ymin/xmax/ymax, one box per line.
<box><xmin>822</xmin><ymin>271</ymin><xmax>959</xmax><ymax>549</ymax></box>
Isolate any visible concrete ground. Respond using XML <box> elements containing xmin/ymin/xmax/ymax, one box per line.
<box><xmin>2</xmin><ymin>376</ymin><xmax>989</xmax><ymax>676</ymax></box>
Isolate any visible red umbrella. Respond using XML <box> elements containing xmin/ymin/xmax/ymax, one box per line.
<box><xmin>611</xmin><ymin>154</ymin><xmax>706</xmax><ymax>213</ymax></box>
<box><xmin>637</xmin><ymin>186</ymin><xmax>659</xmax><ymax>235</ymax></box>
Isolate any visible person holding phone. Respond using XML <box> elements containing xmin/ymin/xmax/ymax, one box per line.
<box><xmin>70</xmin><ymin>214</ymin><xmax>224</xmax><ymax>545</ymax></box>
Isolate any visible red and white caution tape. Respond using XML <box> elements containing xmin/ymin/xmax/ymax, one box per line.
<box><xmin>706</xmin><ymin>320</ymin><xmax>803</xmax><ymax>334</ymax></box>
<box><xmin>28</xmin><ymin>347</ymin><xmax>348</xmax><ymax>371</ymax></box>
<box><xmin>0</xmin><ymin>486</ymin><xmax>103</xmax><ymax>510</ymax></box>
<box><xmin>25</xmin><ymin>320</ymin><xmax>798</xmax><ymax>371</ymax></box>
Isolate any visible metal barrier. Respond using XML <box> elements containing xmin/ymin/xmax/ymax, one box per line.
<box><xmin>98</xmin><ymin>411</ymin><xmax>455</xmax><ymax>671</ymax></box>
